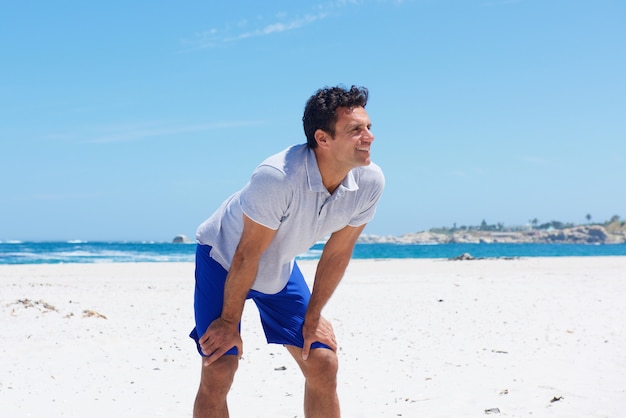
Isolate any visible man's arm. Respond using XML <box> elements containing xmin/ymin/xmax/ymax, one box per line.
<box><xmin>302</xmin><ymin>223</ymin><xmax>366</xmax><ymax>360</ymax></box>
<box><xmin>199</xmin><ymin>214</ymin><xmax>276</xmax><ymax>366</ymax></box>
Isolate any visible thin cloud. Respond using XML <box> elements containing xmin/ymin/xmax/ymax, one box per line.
<box><xmin>229</xmin><ymin>13</ymin><xmax>327</xmax><ymax>41</ymax></box>
<box><xmin>181</xmin><ymin>12</ymin><xmax>327</xmax><ymax>51</ymax></box>
<box><xmin>180</xmin><ymin>0</ymin><xmax>405</xmax><ymax>51</ymax></box>
<box><xmin>84</xmin><ymin>121</ymin><xmax>264</xmax><ymax>144</ymax></box>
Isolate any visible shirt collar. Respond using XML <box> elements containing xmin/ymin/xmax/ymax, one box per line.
<box><xmin>305</xmin><ymin>146</ymin><xmax>359</xmax><ymax>194</ymax></box>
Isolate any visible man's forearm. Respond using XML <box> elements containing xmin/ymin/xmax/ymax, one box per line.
<box><xmin>306</xmin><ymin>250</ymin><xmax>352</xmax><ymax>320</ymax></box>
<box><xmin>220</xmin><ymin>215</ymin><xmax>277</xmax><ymax>324</ymax></box>
<box><xmin>221</xmin><ymin>251</ymin><xmax>260</xmax><ymax>324</ymax></box>
<box><xmin>307</xmin><ymin>224</ymin><xmax>365</xmax><ymax>320</ymax></box>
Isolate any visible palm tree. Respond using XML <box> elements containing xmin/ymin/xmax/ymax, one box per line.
<box><xmin>586</xmin><ymin>214</ymin><xmax>592</xmax><ymax>224</ymax></box>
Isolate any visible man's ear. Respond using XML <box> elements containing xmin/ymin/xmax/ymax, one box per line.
<box><xmin>314</xmin><ymin>129</ymin><xmax>331</xmax><ymax>149</ymax></box>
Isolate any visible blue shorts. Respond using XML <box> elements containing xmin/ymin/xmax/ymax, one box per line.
<box><xmin>190</xmin><ymin>244</ymin><xmax>330</xmax><ymax>356</ymax></box>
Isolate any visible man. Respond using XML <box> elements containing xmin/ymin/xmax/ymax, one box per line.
<box><xmin>190</xmin><ymin>85</ymin><xmax>385</xmax><ymax>417</ymax></box>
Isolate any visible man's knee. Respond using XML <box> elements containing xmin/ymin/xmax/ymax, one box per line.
<box><xmin>301</xmin><ymin>349</ymin><xmax>339</xmax><ymax>386</ymax></box>
<box><xmin>197</xmin><ymin>355</ymin><xmax>239</xmax><ymax>396</ymax></box>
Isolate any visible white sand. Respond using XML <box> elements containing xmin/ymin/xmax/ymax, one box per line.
<box><xmin>1</xmin><ymin>257</ymin><xmax>625</xmax><ymax>417</ymax></box>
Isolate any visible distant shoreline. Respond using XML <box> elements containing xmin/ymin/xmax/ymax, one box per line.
<box><xmin>360</xmin><ymin>224</ymin><xmax>626</xmax><ymax>245</ymax></box>
<box><xmin>2</xmin><ymin>222</ymin><xmax>625</xmax><ymax>246</ymax></box>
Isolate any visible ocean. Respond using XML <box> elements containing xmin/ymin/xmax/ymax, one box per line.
<box><xmin>1</xmin><ymin>241</ymin><xmax>625</xmax><ymax>265</ymax></box>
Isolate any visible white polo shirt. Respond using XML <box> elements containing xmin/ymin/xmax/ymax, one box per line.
<box><xmin>196</xmin><ymin>143</ymin><xmax>385</xmax><ymax>294</ymax></box>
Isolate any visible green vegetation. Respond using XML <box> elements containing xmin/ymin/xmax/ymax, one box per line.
<box><xmin>430</xmin><ymin>214</ymin><xmax>623</xmax><ymax>234</ymax></box>
<box><xmin>605</xmin><ymin>216</ymin><xmax>626</xmax><ymax>234</ymax></box>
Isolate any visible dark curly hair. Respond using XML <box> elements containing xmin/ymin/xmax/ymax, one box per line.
<box><xmin>302</xmin><ymin>85</ymin><xmax>369</xmax><ymax>148</ymax></box>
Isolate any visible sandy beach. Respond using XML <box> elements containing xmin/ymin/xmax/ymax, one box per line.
<box><xmin>1</xmin><ymin>256</ymin><xmax>625</xmax><ymax>417</ymax></box>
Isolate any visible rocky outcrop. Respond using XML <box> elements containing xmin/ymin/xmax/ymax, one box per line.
<box><xmin>544</xmin><ymin>225</ymin><xmax>610</xmax><ymax>244</ymax></box>
<box><xmin>450</xmin><ymin>253</ymin><xmax>475</xmax><ymax>260</ymax></box>
<box><xmin>359</xmin><ymin>225</ymin><xmax>626</xmax><ymax>245</ymax></box>
<box><xmin>172</xmin><ymin>234</ymin><xmax>192</xmax><ymax>244</ymax></box>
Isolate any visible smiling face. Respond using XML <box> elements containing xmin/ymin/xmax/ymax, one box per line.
<box><xmin>321</xmin><ymin>106</ymin><xmax>374</xmax><ymax>170</ymax></box>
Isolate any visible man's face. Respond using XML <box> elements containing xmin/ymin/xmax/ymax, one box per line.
<box><xmin>327</xmin><ymin>106</ymin><xmax>374</xmax><ymax>169</ymax></box>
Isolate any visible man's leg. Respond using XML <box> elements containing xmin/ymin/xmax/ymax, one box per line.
<box><xmin>285</xmin><ymin>345</ymin><xmax>340</xmax><ymax>418</ymax></box>
<box><xmin>251</xmin><ymin>262</ymin><xmax>340</xmax><ymax>417</ymax></box>
<box><xmin>191</xmin><ymin>245</ymin><xmax>241</xmax><ymax>417</ymax></box>
<box><xmin>193</xmin><ymin>355</ymin><xmax>239</xmax><ymax>418</ymax></box>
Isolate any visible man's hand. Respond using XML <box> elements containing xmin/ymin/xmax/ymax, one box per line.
<box><xmin>199</xmin><ymin>317</ymin><xmax>243</xmax><ymax>367</ymax></box>
<box><xmin>301</xmin><ymin>316</ymin><xmax>337</xmax><ymax>360</ymax></box>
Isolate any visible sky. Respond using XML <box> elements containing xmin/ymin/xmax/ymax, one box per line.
<box><xmin>1</xmin><ymin>0</ymin><xmax>624</xmax><ymax>242</ymax></box>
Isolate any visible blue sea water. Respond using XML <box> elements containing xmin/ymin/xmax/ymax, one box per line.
<box><xmin>1</xmin><ymin>241</ymin><xmax>625</xmax><ymax>265</ymax></box>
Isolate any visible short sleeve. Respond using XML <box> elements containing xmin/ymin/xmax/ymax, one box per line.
<box><xmin>349</xmin><ymin>163</ymin><xmax>385</xmax><ymax>226</ymax></box>
<box><xmin>239</xmin><ymin>165</ymin><xmax>292</xmax><ymax>230</ymax></box>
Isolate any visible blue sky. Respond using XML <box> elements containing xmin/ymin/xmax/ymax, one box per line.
<box><xmin>1</xmin><ymin>0</ymin><xmax>624</xmax><ymax>241</ymax></box>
